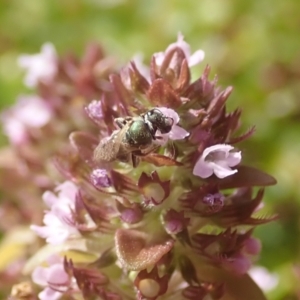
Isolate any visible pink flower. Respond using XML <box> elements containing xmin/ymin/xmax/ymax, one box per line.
<box><xmin>156</xmin><ymin>107</ymin><xmax>189</xmax><ymax>145</ymax></box>
<box><xmin>131</xmin><ymin>53</ymin><xmax>151</xmax><ymax>81</ymax></box>
<box><xmin>42</xmin><ymin>181</ymin><xmax>78</xmax><ymax>210</ymax></box>
<box><xmin>193</xmin><ymin>144</ymin><xmax>241</xmax><ymax>179</ymax></box>
<box><xmin>18</xmin><ymin>43</ymin><xmax>57</xmax><ymax>88</ymax></box>
<box><xmin>32</xmin><ymin>255</ymin><xmax>72</xmax><ymax>300</ymax></box>
<box><xmin>120</xmin><ymin>53</ymin><xmax>151</xmax><ymax>89</ymax></box>
<box><xmin>223</xmin><ymin>237</ymin><xmax>261</xmax><ymax>275</ymax></box>
<box><xmin>154</xmin><ymin>32</ymin><xmax>205</xmax><ymax>67</ymax></box>
<box><xmin>243</xmin><ymin>237</ymin><xmax>262</xmax><ymax>255</ymax></box>
<box><xmin>30</xmin><ymin>181</ymin><xmax>80</xmax><ymax>244</ymax></box>
<box><xmin>1</xmin><ymin>95</ymin><xmax>52</xmax><ymax>145</ymax></box>
<box><xmin>224</xmin><ymin>254</ymin><xmax>252</xmax><ymax>275</ymax></box>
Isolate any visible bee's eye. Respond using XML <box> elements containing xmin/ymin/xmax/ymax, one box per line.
<box><xmin>153</xmin><ymin>109</ymin><xmax>162</xmax><ymax>116</ymax></box>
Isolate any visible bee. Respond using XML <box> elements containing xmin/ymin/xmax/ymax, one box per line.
<box><xmin>93</xmin><ymin>108</ymin><xmax>174</xmax><ymax>167</ymax></box>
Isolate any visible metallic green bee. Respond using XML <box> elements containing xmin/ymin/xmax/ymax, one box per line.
<box><xmin>93</xmin><ymin>108</ymin><xmax>174</xmax><ymax>167</ymax></box>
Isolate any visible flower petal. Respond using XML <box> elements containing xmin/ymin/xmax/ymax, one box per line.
<box><xmin>173</xmin><ymin>32</ymin><xmax>191</xmax><ymax>58</ymax></box>
<box><xmin>46</xmin><ymin>254</ymin><xmax>63</xmax><ymax>265</ymax></box>
<box><xmin>46</xmin><ymin>230</ymin><xmax>70</xmax><ymax>245</ymax></box>
<box><xmin>43</xmin><ymin>191</ymin><xmax>57</xmax><ymax>208</ymax></box>
<box><xmin>1</xmin><ymin>118</ymin><xmax>27</xmax><ymax>144</ymax></box>
<box><xmin>212</xmin><ymin>162</ymin><xmax>238</xmax><ymax>179</ymax></box>
<box><xmin>202</xmin><ymin>144</ymin><xmax>234</xmax><ymax>159</ymax></box>
<box><xmin>47</xmin><ymin>264</ymin><xmax>69</xmax><ymax>285</ymax></box>
<box><xmin>39</xmin><ymin>287</ymin><xmax>63</xmax><ymax>300</ymax></box>
<box><xmin>30</xmin><ymin>224</ymin><xmax>52</xmax><ymax>239</ymax></box>
<box><xmin>157</xmin><ymin>107</ymin><xmax>180</xmax><ymax>124</ymax></box>
<box><xmin>169</xmin><ymin>125</ymin><xmax>189</xmax><ymax>140</ymax></box>
<box><xmin>18</xmin><ymin>42</ymin><xmax>57</xmax><ymax>88</ymax></box>
<box><xmin>32</xmin><ymin>266</ymin><xmax>48</xmax><ymax>286</ymax></box>
<box><xmin>227</xmin><ymin>151</ymin><xmax>242</xmax><ymax>167</ymax></box>
<box><xmin>56</xmin><ymin>181</ymin><xmax>78</xmax><ymax>202</ymax></box>
<box><xmin>155</xmin><ymin>107</ymin><xmax>188</xmax><ymax>142</ymax></box>
<box><xmin>188</xmin><ymin>49</ymin><xmax>205</xmax><ymax>67</ymax></box>
<box><xmin>193</xmin><ymin>159</ymin><xmax>214</xmax><ymax>178</ymax></box>
<box><xmin>153</xmin><ymin>52</ymin><xmax>165</xmax><ymax>66</ymax></box>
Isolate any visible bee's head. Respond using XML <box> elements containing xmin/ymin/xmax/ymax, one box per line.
<box><xmin>145</xmin><ymin>108</ymin><xmax>174</xmax><ymax>134</ymax></box>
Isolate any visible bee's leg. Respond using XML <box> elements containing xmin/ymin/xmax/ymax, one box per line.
<box><xmin>114</xmin><ymin>118</ymin><xmax>127</xmax><ymax>129</ymax></box>
<box><xmin>118</xmin><ymin>153</ymin><xmax>131</xmax><ymax>163</ymax></box>
<box><xmin>133</xmin><ymin>145</ymin><xmax>160</xmax><ymax>157</ymax></box>
<box><xmin>114</xmin><ymin>117</ymin><xmax>132</xmax><ymax>129</ymax></box>
<box><xmin>131</xmin><ymin>154</ymin><xmax>140</xmax><ymax>168</ymax></box>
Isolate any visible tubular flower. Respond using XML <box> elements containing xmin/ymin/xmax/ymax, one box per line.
<box><xmin>18</xmin><ymin>43</ymin><xmax>58</xmax><ymax>88</ymax></box>
<box><xmin>31</xmin><ymin>255</ymin><xmax>75</xmax><ymax>300</ymax></box>
<box><xmin>4</xmin><ymin>35</ymin><xmax>278</xmax><ymax>300</ymax></box>
<box><xmin>154</xmin><ymin>32</ymin><xmax>205</xmax><ymax>67</ymax></box>
<box><xmin>193</xmin><ymin>144</ymin><xmax>242</xmax><ymax>179</ymax></box>
<box><xmin>30</xmin><ymin>181</ymin><xmax>80</xmax><ymax>244</ymax></box>
<box><xmin>1</xmin><ymin>95</ymin><xmax>52</xmax><ymax>145</ymax></box>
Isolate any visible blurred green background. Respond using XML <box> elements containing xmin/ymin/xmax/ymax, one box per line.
<box><xmin>1</xmin><ymin>0</ymin><xmax>300</xmax><ymax>299</ymax></box>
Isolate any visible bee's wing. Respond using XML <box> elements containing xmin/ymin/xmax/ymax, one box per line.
<box><xmin>93</xmin><ymin>128</ymin><xmax>125</xmax><ymax>162</ymax></box>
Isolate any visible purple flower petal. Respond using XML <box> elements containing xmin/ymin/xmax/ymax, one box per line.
<box><xmin>46</xmin><ymin>254</ymin><xmax>63</xmax><ymax>265</ymax></box>
<box><xmin>154</xmin><ymin>33</ymin><xmax>205</xmax><ymax>68</ymax></box>
<box><xmin>227</xmin><ymin>151</ymin><xmax>242</xmax><ymax>166</ymax></box>
<box><xmin>31</xmin><ymin>210</ymin><xmax>78</xmax><ymax>245</ymax></box>
<box><xmin>188</xmin><ymin>49</ymin><xmax>205</xmax><ymax>67</ymax></box>
<box><xmin>32</xmin><ymin>255</ymin><xmax>70</xmax><ymax>300</ymax></box>
<box><xmin>18</xmin><ymin>43</ymin><xmax>57</xmax><ymax>88</ymax></box>
<box><xmin>169</xmin><ymin>125</ymin><xmax>189</xmax><ymax>140</ymax></box>
<box><xmin>47</xmin><ymin>264</ymin><xmax>69</xmax><ymax>285</ymax></box>
<box><xmin>38</xmin><ymin>287</ymin><xmax>63</xmax><ymax>300</ymax></box>
<box><xmin>156</xmin><ymin>107</ymin><xmax>189</xmax><ymax>143</ymax></box>
<box><xmin>193</xmin><ymin>159</ymin><xmax>214</xmax><ymax>178</ymax></box>
<box><xmin>210</xmin><ymin>162</ymin><xmax>238</xmax><ymax>179</ymax></box>
<box><xmin>55</xmin><ymin>181</ymin><xmax>78</xmax><ymax>202</ymax></box>
<box><xmin>32</xmin><ymin>266</ymin><xmax>48</xmax><ymax>286</ymax></box>
<box><xmin>1</xmin><ymin>95</ymin><xmax>52</xmax><ymax>144</ymax></box>
<box><xmin>157</xmin><ymin>107</ymin><xmax>179</xmax><ymax>123</ymax></box>
<box><xmin>225</xmin><ymin>255</ymin><xmax>252</xmax><ymax>275</ymax></box>
<box><xmin>43</xmin><ymin>191</ymin><xmax>57</xmax><ymax>208</ymax></box>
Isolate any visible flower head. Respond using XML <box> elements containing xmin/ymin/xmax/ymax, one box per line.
<box><xmin>3</xmin><ymin>37</ymin><xmax>278</xmax><ymax>300</ymax></box>
<box><xmin>18</xmin><ymin>43</ymin><xmax>57</xmax><ymax>88</ymax></box>
<box><xmin>193</xmin><ymin>144</ymin><xmax>242</xmax><ymax>179</ymax></box>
